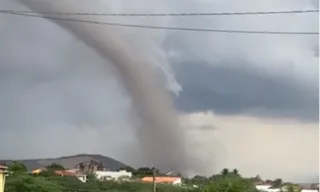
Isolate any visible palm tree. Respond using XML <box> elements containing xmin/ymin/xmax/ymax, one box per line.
<box><xmin>7</xmin><ymin>161</ymin><xmax>27</xmax><ymax>173</ymax></box>
<box><xmin>232</xmin><ymin>169</ymin><xmax>239</xmax><ymax>176</ymax></box>
<box><xmin>221</xmin><ymin>168</ymin><xmax>229</xmax><ymax>177</ymax></box>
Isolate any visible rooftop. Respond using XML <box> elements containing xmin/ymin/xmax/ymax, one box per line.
<box><xmin>0</xmin><ymin>165</ymin><xmax>7</xmax><ymax>169</ymax></box>
<box><xmin>54</xmin><ymin>170</ymin><xmax>85</xmax><ymax>177</ymax></box>
<box><xmin>141</xmin><ymin>176</ymin><xmax>181</xmax><ymax>183</ymax></box>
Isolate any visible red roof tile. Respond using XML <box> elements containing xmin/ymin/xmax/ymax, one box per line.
<box><xmin>0</xmin><ymin>165</ymin><xmax>8</xmax><ymax>169</ymax></box>
<box><xmin>54</xmin><ymin>170</ymin><xmax>84</xmax><ymax>177</ymax></box>
<box><xmin>141</xmin><ymin>177</ymin><xmax>181</xmax><ymax>183</ymax></box>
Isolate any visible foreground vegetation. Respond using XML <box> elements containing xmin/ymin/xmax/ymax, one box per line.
<box><xmin>5</xmin><ymin>173</ymin><xmax>260</xmax><ymax>192</ymax></box>
<box><xmin>3</xmin><ymin>162</ymin><xmax>292</xmax><ymax>192</ymax></box>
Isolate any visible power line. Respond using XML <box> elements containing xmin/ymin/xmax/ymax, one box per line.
<box><xmin>0</xmin><ymin>9</ymin><xmax>318</xmax><ymax>17</ymax></box>
<box><xmin>1</xmin><ymin>11</ymin><xmax>318</xmax><ymax>35</ymax></box>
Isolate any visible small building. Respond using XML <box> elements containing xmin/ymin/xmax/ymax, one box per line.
<box><xmin>300</xmin><ymin>183</ymin><xmax>319</xmax><ymax>192</ymax></box>
<box><xmin>141</xmin><ymin>176</ymin><xmax>182</xmax><ymax>185</ymax></box>
<box><xmin>0</xmin><ymin>165</ymin><xmax>8</xmax><ymax>192</ymax></box>
<box><xmin>95</xmin><ymin>170</ymin><xmax>132</xmax><ymax>181</ymax></box>
<box><xmin>32</xmin><ymin>168</ymin><xmax>45</xmax><ymax>174</ymax></box>
<box><xmin>255</xmin><ymin>184</ymin><xmax>319</xmax><ymax>192</ymax></box>
<box><xmin>31</xmin><ymin>168</ymin><xmax>87</xmax><ymax>183</ymax></box>
<box><xmin>54</xmin><ymin>170</ymin><xmax>87</xmax><ymax>183</ymax></box>
<box><xmin>255</xmin><ymin>185</ymin><xmax>281</xmax><ymax>192</ymax></box>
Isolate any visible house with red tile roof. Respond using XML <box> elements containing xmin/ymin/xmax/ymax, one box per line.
<box><xmin>31</xmin><ymin>167</ymin><xmax>87</xmax><ymax>183</ymax></box>
<box><xmin>54</xmin><ymin>170</ymin><xmax>87</xmax><ymax>183</ymax></box>
<box><xmin>141</xmin><ymin>176</ymin><xmax>182</xmax><ymax>185</ymax></box>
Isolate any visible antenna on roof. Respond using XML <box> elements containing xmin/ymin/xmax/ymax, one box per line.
<box><xmin>152</xmin><ymin>167</ymin><xmax>156</xmax><ymax>192</ymax></box>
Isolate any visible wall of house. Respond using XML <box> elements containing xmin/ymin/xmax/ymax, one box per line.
<box><xmin>172</xmin><ymin>178</ymin><xmax>182</xmax><ymax>185</ymax></box>
<box><xmin>255</xmin><ymin>185</ymin><xmax>272</xmax><ymax>191</ymax></box>
<box><xmin>95</xmin><ymin>170</ymin><xmax>132</xmax><ymax>181</ymax></box>
<box><xmin>301</xmin><ymin>190</ymin><xmax>318</xmax><ymax>192</ymax></box>
<box><xmin>255</xmin><ymin>185</ymin><xmax>281</xmax><ymax>192</ymax></box>
<box><xmin>77</xmin><ymin>175</ymin><xmax>87</xmax><ymax>183</ymax></box>
<box><xmin>0</xmin><ymin>172</ymin><xmax>5</xmax><ymax>192</ymax></box>
<box><xmin>255</xmin><ymin>185</ymin><xmax>319</xmax><ymax>192</ymax></box>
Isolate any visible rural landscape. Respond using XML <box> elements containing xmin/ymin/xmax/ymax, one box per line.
<box><xmin>0</xmin><ymin>0</ymin><xmax>318</xmax><ymax>192</ymax></box>
<box><xmin>0</xmin><ymin>154</ymin><xmax>319</xmax><ymax>192</ymax></box>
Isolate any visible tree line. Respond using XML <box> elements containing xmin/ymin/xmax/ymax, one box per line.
<box><xmin>2</xmin><ymin>161</ymin><xmax>300</xmax><ymax>192</ymax></box>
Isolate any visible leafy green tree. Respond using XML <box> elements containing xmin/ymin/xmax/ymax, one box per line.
<box><xmin>282</xmin><ymin>184</ymin><xmax>302</xmax><ymax>192</ymax></box>
<box><xmin>45</xmin><ymin>163</ymin><xmax>65</xmax><ymax>171</ymax></box>
<box><xmin>221</xmin><ymin>168</ymin><xmax>229</xmax><ymax>177</ymax></box>
<box><xmin>117</xmin><ymin>166</ymin><xmax>135</xmax><ymax>173</ymax></box>
<box><xmin>232</xmin><ymin>169</ymin><xmax>239</xmax><ymax>176</ymax></box>
<box><xmin>265</xmin><ymin>179</ymin><xmax>273</xmax><ymax>184</ymax></box>
<box><xmin>37</xmin><ymin>170</ymin><xmax>55</xmax><ymax>177</ymax></box>
<box><xmin>203</xmin><ymin>176</ymin><xmax>258</xmax><ymax>192</ymax></box>
<box><xmin>272</xmin><ymin>178</ymin><xmax>283</xmax><ymax>188</ymax></box>
<box><xmin>86</xmin><ymin>173</ymin><xmax>97</xmax><ymax>182</ymax></box>
<box><xmin>184</xmin><ymin>175</ymin><xmax>209</xmax><ymax>188</ymax></box>
<box><xmin>7</xmin><ymin>161</ymin><xmax>27</xmax><ymax>173</ymax></box>
<box><xmin>36</xmin><ymin>163</ymin><xmax>65</xmax><ymax>177</ymax></box>
<box><xmin>134</xmin><ymin>167</ymin><xmax>160</xmax><ymax>177</ymax></box>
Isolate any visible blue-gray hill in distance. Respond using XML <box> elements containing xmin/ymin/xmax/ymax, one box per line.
<box><xmin>0</xmin><ymin>154</ymin><xmax>127</xmax><ymax>171</ymax></box>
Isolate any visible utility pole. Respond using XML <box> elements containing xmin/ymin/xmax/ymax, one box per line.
<box><xmin>152</xmin><ymin>167</ymin><xmax>156</xmax><ymax>192</ymax></box>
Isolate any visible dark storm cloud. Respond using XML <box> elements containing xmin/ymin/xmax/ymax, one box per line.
<box><xmin>162</xmin><ymin>0</ymin><xmax>318</xmax><ymax>122</ymax></box>
<box><xmin>173</xmin><ymin>61</ymin><xmax>318</xmax><ymax>121</ymax></box>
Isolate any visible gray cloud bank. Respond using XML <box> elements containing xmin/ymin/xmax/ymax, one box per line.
<box><xmin>173</xmin><ymin>61</ymin><xmax>318</xmax><ymax>121</ymax></box>
<box><xmin>164</xmin><ymin>0</ymin><xmax>318</xmax><ymax>121</ymax></box>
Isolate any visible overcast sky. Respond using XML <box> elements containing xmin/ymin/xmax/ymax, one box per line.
<box><xmin>0</xmin><ymin>0</ymin><xmax>318</xmax><ymax>183</ymax></box>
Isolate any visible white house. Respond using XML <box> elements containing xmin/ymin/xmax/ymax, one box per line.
<box><xmin>76</xmin><ymin>174</ymin><xmax>87</xmax><ymax>183</ymax></box>
<box><xmin>256</xmin><ymin>185</ymin><xmax>273</xmax><ymax>191</ymax></box>
<box><xmin>255</xmin><ymin>185</ymin><xmax>281</xmax><ymax>192</ymax></box>
<box><xmin>255</xmin><ymin>185</ymin><xmax>319</xmax><ymax>192</ymax></box>
<box><xmin>95</xmin><ymin>170</ymin><xmax>132</xmax><ymax>181</ymax></box>
<box><xmin>301</xmin><ymin>190</ymin><xmax>318</xmax><ymax>192</ymax></box>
